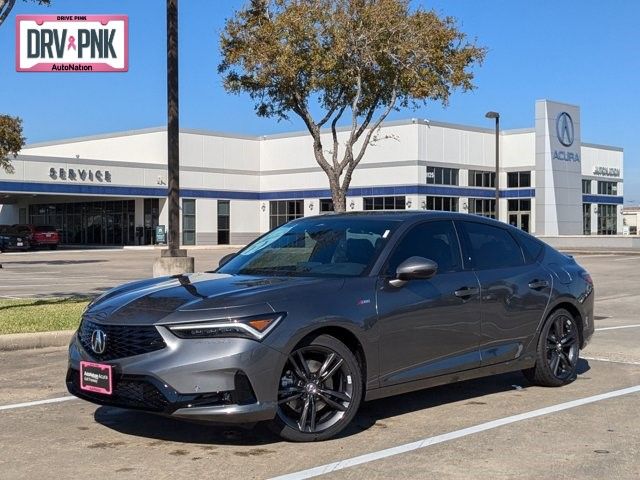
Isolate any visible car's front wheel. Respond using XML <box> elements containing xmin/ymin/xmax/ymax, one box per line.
<box><xmin>270</xmin><ymin>334</ymin><xmax>363</xmax><ymax>442</ymax></box>
<box><xmin>523</xmin><ymin>308</ymin><xmax>581</xmax><ymax>387</ymax></box>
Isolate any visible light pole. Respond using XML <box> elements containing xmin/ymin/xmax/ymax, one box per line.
<box><xmin>153</xmin><ymin>0</ymin><xmax>194</xmax><ymax>276</ymax></box>
<box><xmin>485</xmin><ymin>111</ymin><xmax>500</xmax><ymax>221</ymax></box>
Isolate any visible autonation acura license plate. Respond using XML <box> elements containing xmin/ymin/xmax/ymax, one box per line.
<box><xmin>79</xmin><ymin>361</ymin><xmax>112</xmax><ymax>395</ymax></box>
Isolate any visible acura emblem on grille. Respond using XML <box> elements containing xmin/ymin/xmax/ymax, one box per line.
<box><xmin>90</xmin><ymin>329</ymin><xmax>107</xmax><ymax>354</ymax></box>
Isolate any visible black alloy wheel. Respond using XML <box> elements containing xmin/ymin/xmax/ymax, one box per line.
<box><xmin>271</xmin><ymin>334</ymin><xmax>362</xmax><ymax>442</ymax></box>
<box><xmin>523</xmin><ymin>309</ymin><xmax>580</xmax><ymax>387</ymax></box>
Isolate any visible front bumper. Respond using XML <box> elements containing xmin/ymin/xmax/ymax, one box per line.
<box><xmin>66</xmin><ymin>326</ymin><xmax>286</xmax><ymax>423</ymax></box>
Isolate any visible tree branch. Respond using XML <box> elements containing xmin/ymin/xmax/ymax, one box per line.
<box><xmin>341</xmin><ymin>86</ymin><xmax>398</xmax><ymax>192</ymax></box>
<box><xmin>316</xmin><ymin>88</ymin><xmax>345</xmax><ymax>128</ymax></box>
<box><xmin>330</xmin><ymin>104</ymin><xmax>347</xmax><ymax>169</ymax></box>
<box><xmin>348</xmin><ymin>71</ymin><xmax>363</xmax><ymax>146</ymax></box>
<box><xmin>0</xmin><ymin>0</ymin><xmax>16</xmax><ymax>27</ymax></box>
<box><xmin>290</xmin><ymin>92</ymin><xmax>334</xmax><ymax>175</ymax></box>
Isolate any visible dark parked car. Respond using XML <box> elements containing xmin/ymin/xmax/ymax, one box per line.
<box><xmin>67</xmin><ymin>212</ymin><xmax>594</xmax><ymax>441</ymax></box>
<box><xmin>0</xmin><ymin>226</ymin><xmax>30</xmax><ymax>252</ymax></box>
<box><xmin>0</xmin><ymin>231</ymin><xmax>29</xmax><ymax>252</ymax></box>
<box><xmin>13</xmin><ymin>224</ymin><xmax>60</xmax><ymax>249</ymax></box>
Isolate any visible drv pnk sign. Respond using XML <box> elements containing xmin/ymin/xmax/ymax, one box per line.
<box><xmin>16</xmin><ymin>15</ymin><xmax>128</xmax><ymax>72</ymax></box>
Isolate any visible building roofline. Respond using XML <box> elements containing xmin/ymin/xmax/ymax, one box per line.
<box><xmin>536</xmin><ymin>98</ymin><xmax>581</xmax><ymax>109</ymax></box>
<box><xmin>22</xmin><ymin>117</ymin><xmax>623</xmax><ymax>152</ymax></box>
<box><xmin>24</xmin><ymin>126</ymin><xmax>261</xmax><ymax>149</ymax></box>
<box><xmin>581</xmin><ymin>142</ymin><xmax>624</xmax><ymax>152</ymax></box>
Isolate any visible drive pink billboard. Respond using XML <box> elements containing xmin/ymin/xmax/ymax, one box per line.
<box><xmin>16</xmin><ymin>15</ymin><xmax>128</xmax><ymax>72</ymax></box>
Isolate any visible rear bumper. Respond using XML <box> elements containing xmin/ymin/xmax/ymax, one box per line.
<box><xmin>32</xmin><ymin>239</ymin><xmax>59</xmax><ymax>245</ymax></box>
<box><xmin>66</xmin><ymin>328</ymin><xmax>285</xmax><ymax>423</ymax></box>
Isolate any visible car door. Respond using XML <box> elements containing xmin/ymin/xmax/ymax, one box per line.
<box><xmin>456</xmin><ymin>220</ymin><xmax>552</xmax><ymax>367</ymax></box>
<box><xmin>376</xmin><ymin>220</ymin><xmax>482</xmax><ymax>387</ymax></box>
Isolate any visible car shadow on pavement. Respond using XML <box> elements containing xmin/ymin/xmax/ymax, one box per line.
<box><xmin>93</xmin><ymin>406</ymin><xmax>280</xmax><ymax>446</ymax></box>
<box><xmin>93</xmin><ymin>360</ymin><xmax>591</xmax><ymax>446</ymax></box>
<box><xmin>348</xmin><ymin>359</ymin><xmax>591</xmax><ymax>436</ymax></box>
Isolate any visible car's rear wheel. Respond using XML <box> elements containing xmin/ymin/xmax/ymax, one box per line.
<box><xmin>49</xmin><ymin>244</ymin><xmax>58</xmax><ymax>250</ymax></box>
<box><xmin>270</xmin><ymin>334</ymin><xmax>362</xmax><ymax>442</ymax></box>
<box><xmin>523</xmin><ymin>308</ymin><xmax>580</xmax><ymax>387</ymax></box>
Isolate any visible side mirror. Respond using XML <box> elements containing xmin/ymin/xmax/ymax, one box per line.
<box><xmin>389</xmin><ymin>256</ymin><xmax>438</xmax><ymax>287</ymax></box>
<box><xmin>218</xmin><ymin>252</ymin><xmax>236</xmax><ymax>268</ymax></box>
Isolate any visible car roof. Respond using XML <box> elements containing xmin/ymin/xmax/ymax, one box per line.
<box><xmin>294</xmin><ymin>210</ymin><xmax>499</xmax><ymax>225</ymax></box>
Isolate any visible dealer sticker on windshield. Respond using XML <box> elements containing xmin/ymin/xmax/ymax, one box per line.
<box><xmin>79</xmin><ymin>361</ymin><xmax>112</xmax><ymax>395</ymax></box>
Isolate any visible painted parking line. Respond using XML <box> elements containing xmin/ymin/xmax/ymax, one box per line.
<box><xmin>583</xmin><ymin>356</ymin><xmax>640</xmax><ymax>366</ymax></box>
<box><xmin>595</xmin><ymin>324</ymin><xmax>640</xmax><ymax>332</ymax></box>
<box><xmin>269</xmin><ymin>385</ymin><xmax>640</xmax><ymax>480</ymax></box>
<box><xmin>0</xmin><ymin>396</ymin><xmax>77</xmax><ymax>412</ymax></box>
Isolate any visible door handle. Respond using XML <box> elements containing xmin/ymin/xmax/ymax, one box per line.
<box><xmin>454</xmin><ymin>286</ymin><xmax>479</xmax><ymax>298</ymax></box>
<box><xmin>528</xmin><ymin>279</ymin><xmax>549</xmax><ymax>290</ymax></box>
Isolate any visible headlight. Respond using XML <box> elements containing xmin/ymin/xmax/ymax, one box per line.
<box><xmin>167</xmin><ymin>313</ymin><xmax>285</xmax><ymax>341</ymax></box>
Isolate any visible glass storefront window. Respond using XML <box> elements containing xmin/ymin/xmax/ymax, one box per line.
<box><xmin>583</xmin><ymin>203</ymin><xmax>591</xmax><ymax>235</ymax></box>
<box><xmin>468</xmin><ymin>198</ymin><xmax>495</xmax><ymax>219</ymax></box>
<box><xmin>270</xmin><ymin>200</ymin><xmax>304</xmax><ymax>230</ymax></box>
<box><xmin>28</xmin><ymin>200</ymin><xmax>137</xmax><ymax>245</ymax></box>
<box><xmin>597</xmin><ymin>204</ymin><xmax>617</xmax><ymax>235</ymax></box>
<box><xmin>426</xmin><ymin>196</ymin><xmax>458</xmax><ymax>211</ymax></box>
<box><xmin>182</xmin><ymin>199</ymin><xmax>196</xmax><ymax>245</ymax></box>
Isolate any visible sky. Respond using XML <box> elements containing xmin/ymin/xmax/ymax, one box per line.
<box><xmin>1</xmin><ymin>0</ymin><xmax>639</xmax><ymax>201</ymax></box>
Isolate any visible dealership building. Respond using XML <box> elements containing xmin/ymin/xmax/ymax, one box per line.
<box><xmin>0</xmin><ymin>99</ymin><xmax>624</xmax><ymax>246</ymax></box>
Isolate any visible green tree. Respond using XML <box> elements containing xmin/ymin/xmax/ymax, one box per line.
<box><xmin>0</xmin><ymin>115</ymin><xmax>25</xmax><ymax>173</ymax></box>
<box><xmin>219</xmin><ymin>0</ymin><xmax>485</xmax><ymax>211</ymax></box>
<box><xmin>0</xmin><ymin>0</ymin><xmax>50</xmax><ymax>26</ymax></box>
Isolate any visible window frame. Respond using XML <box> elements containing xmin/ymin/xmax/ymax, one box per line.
<box><xmin>455</xmin><ymin>219</ymin><xmax>526</xmax><ymax>271</ymax></box>
<box><xmin>363</xmin><ymin>196</ymin><xmax>406</xmax><ymax>211</ymax></box>
<box><xmin>507</xmin><ymin>171</ymin><xmax>532</xmax><ymax>188</ymax></box>
<box><xmin>426</xmin><ymin>166</ymin><xmax>459</xmax><ymax>186</ymax></box>
<box><xmin>380</xmin><ymin>219</ymin><xmax>466</xmax><ymax>277</ymax></box>
<box><xmin>182</xmin><ymin>198</ymin><xmax>196</xmax><ymax>246</ymax></box>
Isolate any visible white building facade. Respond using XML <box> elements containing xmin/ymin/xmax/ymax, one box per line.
<box><xmin>0</xmin><ymin>100</ymin><xmax>624</xmax><ymax>246</ymax></box>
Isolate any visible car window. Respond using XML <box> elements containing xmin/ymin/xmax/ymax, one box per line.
<box><xmin>463</xmin><ymin>221</ymin><xmax>524</xmax><ymax>270</ymax></box>
<box><xmin>35</xmin><ymin>226</ymin><xmax>56</xmax><ymax>232</ymax></box>
<box><xmin>385</xmin><ymin>220</ymin><xmax>462</xmax><ymax>275</ymax></box>
<box><xmin>218</xmin><ymin>217</ymin><xmax>399</xmax><ymax>277</ymax></box>
<box><xmin>515</xmin><ymin>230</ymin><xmax>545</xmax><ymax>263</ymax></box>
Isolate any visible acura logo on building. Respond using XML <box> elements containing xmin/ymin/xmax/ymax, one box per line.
<box><xmin>90</xmin><ymin>329</ymin><xmax>107</xmax><ymax>354</ymax></box>
<box><xmin>556</xmin><ymin>112</ymin><xmax>574</xmax><ymax>147</ymax></box>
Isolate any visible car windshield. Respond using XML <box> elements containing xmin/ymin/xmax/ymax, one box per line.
<box><xmin>218</xmin><ymin>217</ymin><xmax>400</xmax><ymax>277</ymax></box>
<box><xmin>35</xmin><ymin>226</ymin><xmax>56</xmax><ymax>232</ymax></box>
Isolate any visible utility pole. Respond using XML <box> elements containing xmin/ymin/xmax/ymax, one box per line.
<box><xmin>167</xmin><ymin>0</ymin><xmax>180</xmax><ymax>255</ymax></box>
<box><xmin>153</xmin><ymin>0</ymin><xmax>194</xmax><ymax>276</ymax></box>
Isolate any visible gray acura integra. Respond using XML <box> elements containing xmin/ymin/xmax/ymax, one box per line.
<box><xmin>67</xmin><ymin>212</ymin><xmax>594</xmax><ymax>441</ymax></box>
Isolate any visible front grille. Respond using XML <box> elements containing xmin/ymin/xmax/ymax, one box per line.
<box><xmin>67</xmin><ymin>370</ymin><xmax>170</xmax><ymax>412</ymax></box>
<box><xmin>78</xmin><ymin>319</ymin><xmax>166</xmax><ymax>361</ymax></box>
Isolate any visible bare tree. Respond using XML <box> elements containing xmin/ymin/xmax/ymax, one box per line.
<box><xmin>0</xmin><ymin>0</ymin><xmax>50</xmax><ymax>27</ymax></box>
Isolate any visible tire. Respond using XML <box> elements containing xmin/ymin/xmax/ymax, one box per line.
<box><xmin>49</xmin><ymin>244</ymin><xmax>58</xmax><ymax>250</ymax></box>
<box><xmin>269</xmin><ymin>334</ymin><xmax>363</xmax><ymax>442</ymax></box>
<box><xmin>522</xmin><ymin>308</ymin><xmax>580</xmax><ymax>387</ymax></box>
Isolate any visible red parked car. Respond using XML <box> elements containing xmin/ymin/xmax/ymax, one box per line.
<box><xmin>13</xmin><ymin>225</ymin><xmax>60</xmax><ymax>250</ymax></box>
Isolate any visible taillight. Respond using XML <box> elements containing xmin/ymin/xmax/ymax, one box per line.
<box><xmin>580</xmin><ymin>271</ymin><xmax>593</xmax><ymax>286</ymax></box>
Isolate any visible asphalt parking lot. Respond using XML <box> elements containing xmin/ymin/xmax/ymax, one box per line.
<box><xmin>0</xmin><ymin>248</ymin><xmax>238</xmax><ymax>298</ymax></box>
<box><xmin>0</xmin><ymin>251</ymin><xmax>639</xmax><ymax>479</ymax></box>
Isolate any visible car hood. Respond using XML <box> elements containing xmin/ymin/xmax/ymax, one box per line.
<box><xmin>84</xmin><ymin>273</ymin><xmax>345</xmax><ymax>326</ymax></box>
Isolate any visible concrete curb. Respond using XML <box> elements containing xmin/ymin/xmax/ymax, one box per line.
<box><xmin>0</xmin><ymin>330</ymin><xmax>75</xmax><ymax>352</ymax></box>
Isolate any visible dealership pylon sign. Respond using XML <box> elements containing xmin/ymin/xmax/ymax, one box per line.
<box><xmin>16</xmin><ymin>15</ymin><xmax>128</xmax><ymax>72</ymax></box>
